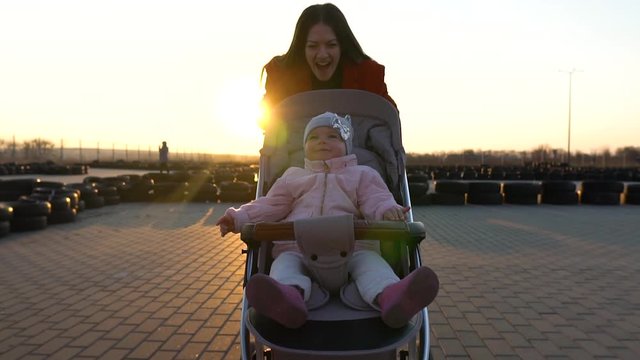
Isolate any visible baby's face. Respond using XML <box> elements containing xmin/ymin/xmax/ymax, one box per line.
<box><xmin>304</xmin><ymin>126</ymin><xmax>347</xmax><ymax>161</ymax></box>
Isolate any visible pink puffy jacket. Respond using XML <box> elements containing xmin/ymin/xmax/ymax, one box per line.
<box><xmin>225</xmin><ymin>154</ymin><xmax>401</xmax><ymax>256</ymax></box>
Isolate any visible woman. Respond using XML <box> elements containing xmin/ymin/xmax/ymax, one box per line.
<box><xmin>262</xmin><ymin>3</ymin><xmax>397</xmax><ymax>116</ymax></box>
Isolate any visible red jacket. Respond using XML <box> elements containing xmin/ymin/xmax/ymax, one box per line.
<box><xmin>263</xmin><ymin>57</ymin><xmax>397</xmax><ymax>109</ymax></box>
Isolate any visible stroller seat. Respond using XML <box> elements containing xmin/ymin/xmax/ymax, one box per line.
<box><xmin>240</xmin><ymin>90</ymin><xmax>431</xmax><ymax>360</ymax></box>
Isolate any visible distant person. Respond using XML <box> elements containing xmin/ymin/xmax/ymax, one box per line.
<box><xmin>158</xmin><ymin>141</ymin><xmax>169</xmax><ymax>174</ymax></box>
<box><xmin>260</xmin><ymin>3</ymin><xmax>397</xmax><ymax>126</ymax></box>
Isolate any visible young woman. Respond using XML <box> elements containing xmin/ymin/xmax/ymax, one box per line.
<box><xmin>261</xmin><ymin>3</ymin><xmax>397</xmax><ymax>115</ymax></box>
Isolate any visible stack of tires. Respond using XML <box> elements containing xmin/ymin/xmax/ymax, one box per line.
<box><xmin>184</xmin><ymin>171</ymin><xmax>219</xmax><ymax>203</ymax></box>
<box><xmin>625</xmin><ymin>184</ymin><xmax>640</xmax><ymax>205</ymax></box>
<box><xmin>430</xmin><ymin>180</ymin><xmax>467</xmax><ymax>205</ymax></box>
<box><xmin>580</xmin><ymin>180</ymin><xmax>624</xmax><ymax>205</ymax></box>
<box><xmin>541</xmin><ymin>181</ymin><xmax>579</xmax><ymax>205</ymax></box>
<box><xmin>467</xmin><ymin>181</ymin><xmax>503</xmax><ymax>205</ymax></box>
<box><xmin>218</xmin><ymin>181</ymin><xmax>254</xmax><ymax>202</ymax></box>
<box><xmin>118</xmin><ymin>175</ymin><xmax>155</xmax><ymax>202</ymax></box>
<box><xmin>0</xmin><ymin>178</ymin><xmax>40</xmax><ymax>201</ymax></box>
<box><xmin>68</xmin><ymin>183</ymin><xmax>105</xmax><ymax>209</ymax></box>
<box><xmin>6</xmin><ymin>198</ymin><xmax>51</xmax><ymax>231</ymax></box>
<box><xmin>29</xmin><ymin>183</ymin><xmax>79</xmax><ymax>224</ymax></box>
<box><xmin>503</xmin><ymin>182</ymin><xmax>541</xmax><ymax>205</ymax></box>
<box><xmin>0</xmin><ymin>203</ymin><xmax>12</xmax><ymax>237</ymax></box>
<box><xmin>407</xmin><ymin>173</ymin><xmax>430</xmax><ymax>205</ymax></box>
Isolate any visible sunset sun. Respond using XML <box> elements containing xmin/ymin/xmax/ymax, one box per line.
<box><xmin>214</xmin><ymin>78</ymin><xmax>265</xmax><ymax>134</ymax></box>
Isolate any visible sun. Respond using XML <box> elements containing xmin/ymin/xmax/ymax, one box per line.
<box><xmin>214</xmin><ymin>78</ymin><xmax>266</xmax><ymax>134</ymax></box>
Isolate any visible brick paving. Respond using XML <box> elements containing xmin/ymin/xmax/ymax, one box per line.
<box><xmin>0</xmin><ymin>202</ymin><xmax>638</xmax><ymax>359</ymax></box>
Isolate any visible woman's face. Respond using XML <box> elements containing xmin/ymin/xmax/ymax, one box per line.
<box><xmin>304</xmin><ymin>126</ymin><xmax>346</xmax><ymax>161</ymax></box>
<box><xmin>305</xmin><ymin>23</ymin><xmax>341</xmax><ymax>81</ymax></box>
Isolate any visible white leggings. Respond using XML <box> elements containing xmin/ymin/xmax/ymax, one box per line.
<box><xmin>269</xmin><ymin>250</ymin><xmax>400</xmax><ymax>307</ymax></box>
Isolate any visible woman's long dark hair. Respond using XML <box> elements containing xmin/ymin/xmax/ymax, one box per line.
<box><xmin>276</xmin><ymin>3</ymin><xmax>370</xmax><ymax>67</ymax></box>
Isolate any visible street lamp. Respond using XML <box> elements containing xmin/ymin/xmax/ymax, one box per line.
<box><xmin>560</xmin><ymin>69</ymin><xmax>581</xmax><ymax>167</ymax></box>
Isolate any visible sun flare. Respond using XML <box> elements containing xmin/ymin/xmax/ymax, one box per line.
<box><xmin>214</xmin><ymin>78</ymin><xmax>265</xmax><ymax>134</ymax></box>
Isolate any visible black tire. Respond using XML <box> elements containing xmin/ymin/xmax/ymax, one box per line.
<box><xmin>625</xmin><ymin>184</ymin><xmax>640</xmax><ymax>194</ymax></box>
<box><xmin>218</xmin><ymin>181</ymin><xmax>253</xmax><ymax>202</ymax></box>
<box><xmin>504</xmin><ymin>193</ymin><xmax>539</xmax><ymax>205</ymax></box>
<box><xmin>541</xmin><ymin>191</ymin><xmax>579</xmax><ymax>205</ymax></box>
<box><xmin>36</xmin><ymin>181</ymin><xmax>66</xmax><ymax>189</ymax></box>
<box><xmin>429</xmin><ymin>192</ymin><xmax>466</xmax><ymax>205</ymax></box>
<box><xmin>103</xmin><ymin>195</ymin><xmax>121</xmax><ymax>206</ymax></box>
<box><xmin>0</xmin><ymin>203</ymin><xmax>13</xmax><ymax>221</ymax></box>
<box><xmin>95</xmin><ymin>185</ymin><xmax>119</xmax><ymax>197</ymax></box>
<box><xmin>468</xmin><ymin>181</ymin><xmax>501</xmax><ymax>194</ymax></box>
<box><xmin>7</xmin><ymin>199</ymin><xmax>52</xmax><ymax>217</ymax></box>
<box><xmin>408</xmin><ymin>183</ymin><xmax>429</xmax><ymax>199</ymax></box>
<box><xmin>467</xmin><ymin>192</ymin><xmax>503</xmax><ymax>205</ymax></box>
<box><xmin>0</xmin><ymin>178</ymin><xmax>40</xmax><ymax>193</ymax></box>
<box><xmin>581</xmin><ymin>192</ymin><xmax>621</xmax><ymax>205</ymax></box>
<box><xmin>77</xmin><ymin>200</ymin><xmax>86</xmax><ymax>212</ymax></box>
<box><xmin>84</xmin><ymin>196</ymin><xmax>105</xmax><ymax>209</ymax></box>
<box><xmin>625</xmin><ymin>193</ymin><xmax>640</xmax><ymax>205</ymax></box>
<box><xmin>407</xmin><ymin>173</ymin><xmax>430</xmax><ymax>184</ymax></box>
<box><xmin>187</xmin><ymin>183</ymin><xmax>219</xmax><ymax>203</ymax></box>
<box><xmin>503</xmin><ymin>182</ymin><xmax>541</xmax><ymax>196</ymax></box>
<box><xmin>542</xmin><ymin>181</ymin><xmax>576</xmax><ymax>193</ymax></box>
<box><xmin>10</xmin><ymin>215</ymin><xmax>47</xmax><ymax>231</ymax></box>
<box><xmin>49</xmin><ymin>208</ymin><xmax>77</xmax><ymax>224</ymax></box>
<box><xmin>0</xmin><ymin>220</ymin><xmax>10</xmax><ymax>237</ymax></box>
<box><xmin>581</xmin><ymin>180</ymin><xmax>624</xmax><ymax>194</ymax></box>
<box><xmin>67</xmin><ymin>183</ymin><xmax>100</xmax><ymax>200</ymax></box>
<box><xmin>0</xmin><ymin>190</ymin><xmax>23</xmax><ymax>201</ymax></box>
<box><xmin>28</xmin><ymin>194</ymin><xmax>71</xmax><ymax>212</ymax></box>
<box><xmin>152</xmin><ymin>182</ymin><xmax>190</xmax><ymax>202</ymax></box>
<box><xmin>434</xmin><ymin>181</ymin><xmax>468</xmax><ymax>194</ymax></box>
<box><xmin>144</xmin><ymin>172</ymin><xmax>173</xmax><ymax>184</ymax></box>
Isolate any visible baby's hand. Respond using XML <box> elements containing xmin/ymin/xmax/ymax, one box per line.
<box><xmin>383</xmin><ymin>206</ymin><xmax>410</xmax><ymax>221</ymax></box>
<box><xmin>215</xmin><ymin>214</ymin><xmax>235</xmax><ymax>236</ymax></box>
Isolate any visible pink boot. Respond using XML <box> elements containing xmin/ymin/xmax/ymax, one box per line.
<box><xmin>378</xmin><ymin>266</ymin><xmax>439</xmax><ymax>328</ymax></box>
<box><xmin>246</xmin><ymin>274</ymin><xmax>308</xmax><ymax>329</ymax></box>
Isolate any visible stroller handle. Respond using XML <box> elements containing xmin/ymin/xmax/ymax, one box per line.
<box><xmin>241</xmin><ymin>220</ymin><xmax>425</xmax><ymax>244</ymax></box>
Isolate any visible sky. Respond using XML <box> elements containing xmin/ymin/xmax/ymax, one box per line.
<box><xmin>1</xmin><ymin>0</ymin><xmax>639</xmax><ymax>156</ymax></box>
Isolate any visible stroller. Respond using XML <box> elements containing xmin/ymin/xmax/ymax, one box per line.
<box><xmin>239</xmin><ymin>89</ymin><xmax>431</xmax><ymax>359</ymax></box>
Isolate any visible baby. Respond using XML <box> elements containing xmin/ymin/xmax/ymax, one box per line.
<box><xmin>217</xmin><ymin>112</ymin><xmax>438</xmax><ymax>328</ymax></box>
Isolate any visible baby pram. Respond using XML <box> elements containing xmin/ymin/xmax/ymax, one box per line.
<box><xmin>240</xmin><ymin>89</ymin><xmax>431</xmax><ymax>359</ymax></box>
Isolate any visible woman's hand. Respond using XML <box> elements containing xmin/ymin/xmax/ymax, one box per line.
<box><xmin>215</xmin><ymin>214</ymin><xmax>236</xmax><ymax>236</ymax></box>
<box><xmin>383</xmin><ymin>206</ymin><xmax>410</xmax><ymax>221</ymax></box>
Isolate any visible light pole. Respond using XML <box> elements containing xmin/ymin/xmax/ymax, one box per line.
<box><xmin>560</xmin><ymin>69</ymin><xmax>580</xmax><ymax>167</ymax></box>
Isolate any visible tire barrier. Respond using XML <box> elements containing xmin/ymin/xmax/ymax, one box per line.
<box><xmin>624</xmin><ymin>184</ymin><xmax>640</xmax><ymax>205</ymax></box>
<box><xmin>407</xmin><ymin>173</ymin><xmax>430</xmax><ymax>205</ymax></box>
<box><xmin>503</xmin><ymin>182</ymin><xmax>541</xmax><ymax>205</ymax></box>
<box><xmin>431</xmin><ymin>180</ymin><xmax>468</xmax><ymax>205</ymax></box>
<box><xmin>580</xmin><ymin>181</ymin><xmax>624</xmax><ymax>205</ymax></box>
<box><xmin>67</xmin><ymin>183</ymin><xmax>105</xmax><ymax>209</ymax></box>
<box><xmin>0</xmin><ymin>178</ymin><xmax>41</xmax><ymax>201</ymax></box>
<box><xmin>152</xmin><ymin>182</ymin><xmax>190</xmax><ymax>202</ymax></box>
<box><xmin>6</xmin><ymin>198</ymin><xmax>51</xmax><ymax>231</ymax></box>
<box><xmin>0</xmin><ymin>203</ymin><xmax>12</xmax><ymax>237</ymax></box>
<box><xmin>119</xmin><ymin>178</ymin><xmax>155</xmax><ymax>202</ymax></box>
<box><xmin>218</xmin><ymin>181</ymin><xmax>254</xmax><ymax>202</ymax></box>
<box><xmin>0</xmin><ymin>220</ymin><xmax>9</xmax><ymax>237</ymax></box>
<box><xmin>28</xmin><ymin>193</ymin><xmax>77</xmax><ymax>224</ymax></box>
<box><xmin>541</xmin><ymin>181</ymin><xmax>579</xmax><ymax>205</ymax></box>
<box><xmin>467</xmin><ymin>181</ymin><xmax>503</xmax><ymax>205</ymax></box>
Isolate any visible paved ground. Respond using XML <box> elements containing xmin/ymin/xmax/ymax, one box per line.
<box><xmin>0</xmin><ymin>202</ymin><xmax>638</xmax><ymax>359</ymax></box>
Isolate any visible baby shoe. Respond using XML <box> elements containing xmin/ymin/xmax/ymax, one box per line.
<box><xmin>378</xmin><ymin>266</ymin><xmax>439</xmax><ymax>328</ymax></box>
<box><xmin>246</xmin><ymin>274</ymin><xmax>308</xmax><ymax>328</ymax></box>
